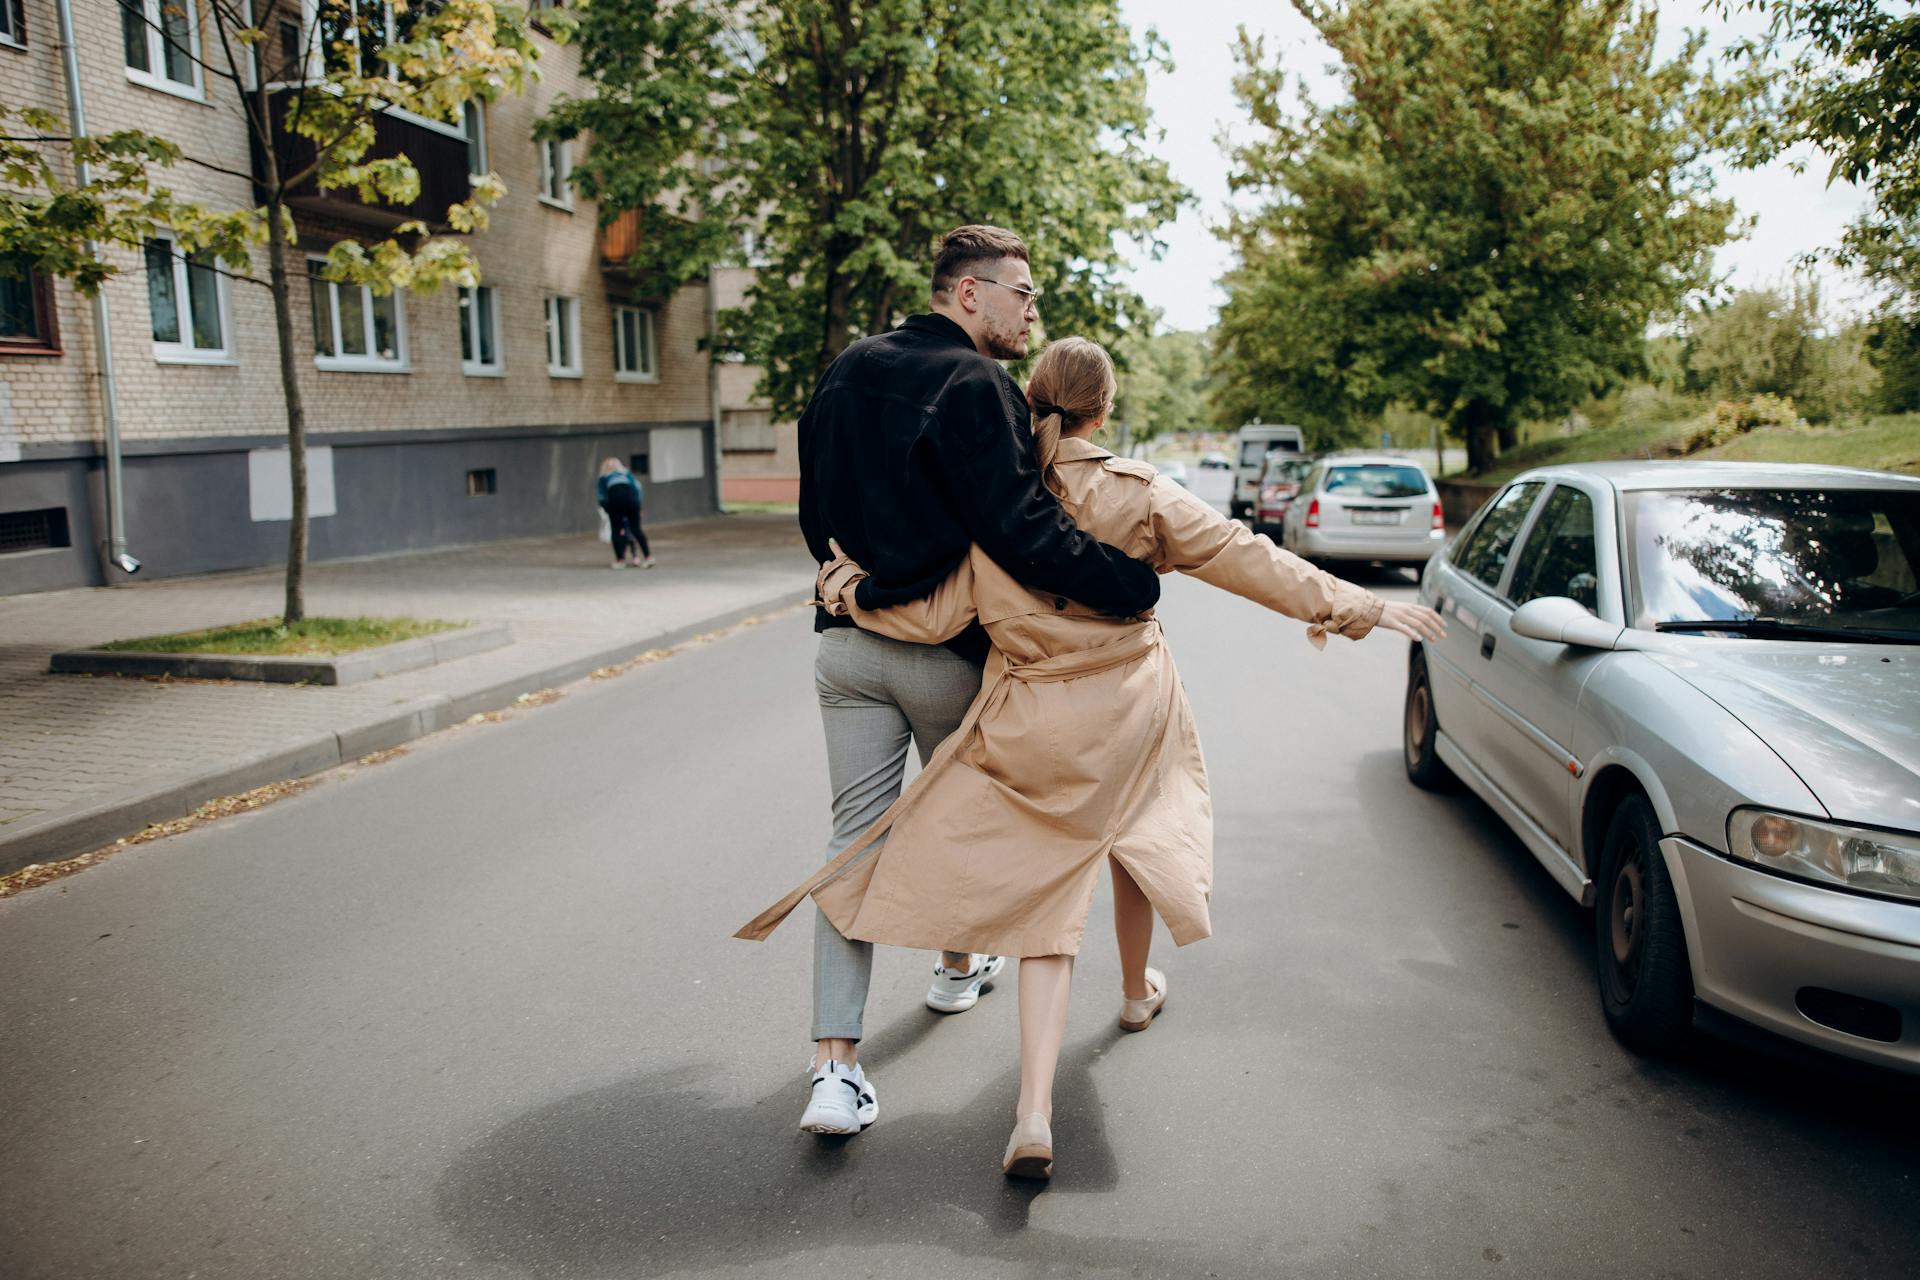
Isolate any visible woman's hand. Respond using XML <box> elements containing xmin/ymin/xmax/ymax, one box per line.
<box><xmin>813</xmin><ymin>539</ymin><xmax>870</xmax><ymax>616</ymax></box>
<box><xmin>1373</xmin><ymin>600</ymin><xmax>1447</xmax><ymax>644</ymax></box>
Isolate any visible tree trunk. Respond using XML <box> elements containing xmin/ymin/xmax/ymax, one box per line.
<box><xmin>817</xmin><ymin>259</ymin><xmax>854</xmax><ymax>381</ymax></box>
<box><xmin>266</xmin><ymin>204</ymin><xmax>310</xmax><ymax>625</ymax></box>
<box><xmin>1460</xmin><ymin>398</ymin><xmax>1504</xmax><ymax>474</ymax></box>
<box><xmin>1497</xmin><ymin>421</ymin><xmax>1520</xmax><ymax>452</ymax></box>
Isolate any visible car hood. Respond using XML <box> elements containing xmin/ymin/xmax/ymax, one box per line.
<box><xmin>1647</xmin><ymin>644</ymin><xmax>1920</xmax><ymax>833</ymax></box>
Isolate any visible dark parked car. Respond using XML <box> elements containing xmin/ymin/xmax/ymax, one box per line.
<box><xmin>1252</xmin><ymin>455</ymin><xmax>1314</xmax><ymax>537</ymax></box>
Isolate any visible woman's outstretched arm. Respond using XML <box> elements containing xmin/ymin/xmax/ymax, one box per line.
<box><xmin>816</xmin><ymin>544</ymin><xmax>982</xmax><ymax>645</ymax></box>
<box><xmin>1146</xmin><ymin>478</ymin><xmax>1442</xmax><ymax>647</ymax></box>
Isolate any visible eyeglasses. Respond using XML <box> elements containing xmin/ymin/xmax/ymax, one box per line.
<box><xmin>973</xmin><ymin>277</ymin><xmax>1043</xmax><ymax>307</ymax></box>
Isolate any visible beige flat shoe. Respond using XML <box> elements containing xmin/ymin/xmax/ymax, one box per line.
<box><xmin>1002</xmin><ymin>1113</ymin><xmax>1054</xmax><ymax>1180</ymax></box>
<box><xmin>1119</xmin><ymin>967</ymin><xmax>1167</xmax><ymax>1032</ymax></box>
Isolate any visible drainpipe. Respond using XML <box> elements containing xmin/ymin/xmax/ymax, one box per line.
<box><xmin>55</xmin><ymin>0</ymin><xmax>140</xmax><ymax>576</ymax></box>
<box><xmin>705</xmin><ymin>270</ymin><xmax>726</xmax><ymax>514</ymax></box>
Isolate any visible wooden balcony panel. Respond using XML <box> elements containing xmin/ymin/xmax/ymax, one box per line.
<box><xmin>253</xmin><ymin>89</ymin><xmax>474</xmax><ymax>233</ymax></box>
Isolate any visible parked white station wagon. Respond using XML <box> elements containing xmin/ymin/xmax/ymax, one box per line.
<box><xmin>1405</xmin><ymin>462</ymin><xmax>1920</xmax><ymax>1074</ymax></box>
<box><xmin>1281</xmin><ymin>455</ymin><xmax>1447</xmax><ymax>573</ymax></box>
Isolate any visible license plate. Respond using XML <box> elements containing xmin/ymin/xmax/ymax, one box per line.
<box><xmin>1351</xmin><ymin>510</ymin><xmax>1401</xmax><ymax>526</ymax></box>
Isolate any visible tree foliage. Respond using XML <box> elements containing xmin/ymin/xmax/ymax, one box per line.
<box><xmin>548</xmin><ymin>0</ymin><xmax>1188</xmax><ymax>419</ymax></box>
<box><xmin>1212</xmin><ymin>0</ymin><xmax>1743</xmax><ymax>472</ymax></box>
<box><xmin>1113</xmin><ymin>323</ymin><xmax>1211</xmax><ymax>442</ymax></box>
<box><xmin>1685</xmin><ymin>281</ymin><xmax>1878</xmax><ymax>421</ymax></box>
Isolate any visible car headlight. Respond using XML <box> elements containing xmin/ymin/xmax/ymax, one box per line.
<box><xmin>1727</xmin><ymin>809</ymin><xmax>1920</xmax><ymax>903</ymax></box>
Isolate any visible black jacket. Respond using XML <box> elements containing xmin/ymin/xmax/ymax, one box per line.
<box><xmin>798</xmin><ymin>313</ymin><xmax>1160</xmax><ymax>659</ymax></box>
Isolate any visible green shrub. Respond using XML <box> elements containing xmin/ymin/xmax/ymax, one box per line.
<box><xmin>1685</xmin><ymin>394</ymin><xmax>1803</xmax><ymax>453</ymax></box>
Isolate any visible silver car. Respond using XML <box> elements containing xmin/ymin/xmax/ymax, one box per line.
<box><xmin>1282</xmin><ymin>455</ymin><xmax>1446</xmax><ymax>571</ymax></box>
<box><xmin>1404</xmin><ymin>462</ymin><xmax>1920</xmax><ymax>1073</ymax></box>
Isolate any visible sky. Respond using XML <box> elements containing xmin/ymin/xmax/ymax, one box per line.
<box><xmin>1114</xmin><ymin>0</ymin><xmax>1874</xmax><ymax>334</ymax></box>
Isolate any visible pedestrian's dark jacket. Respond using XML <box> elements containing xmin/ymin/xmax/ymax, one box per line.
<box><xmin>597</xmin><ymin>470</ymin><xmax>642</xmax><ymax>507</ymax></box>
<box><xmin>798</xmin><ymin>312</ymin><xmax>1160</xmax><ymax>660</ymax></box>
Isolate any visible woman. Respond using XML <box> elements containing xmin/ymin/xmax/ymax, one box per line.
<box><xmin>738</xmin><ymin>338</ymin><xmax>1444</xmax><ymax>1179</ymax></box>
<box><xmin>596</xmin><ymin>457</ymin><xmax>654</xmax><ymax>569</ymax></box>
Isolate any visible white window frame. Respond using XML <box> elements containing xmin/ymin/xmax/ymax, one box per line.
<box><xmin>308</xmin><ymin>258</ymin><xmax>410</xmax><ymax>373</ymax></box>
<box><xmin>612</xmin><ymin>304</ymin><xmax>657</xmax><ymax>383</ymax></box>
<box><xmin>0</xmin><ymin>0</ymin><xmax>25</xmax><ymax>50</ymax></box>
<box><xmin>464</xmin><ymin>100</ymin><xmax>489</xmax><ymax>175</ymax></box>
<box><xmin>538</xmin><ymin>137</ymin><xmax>573</xmax><ymax>209</ymax></box>
<box><xmin>544</xmin><ymin>295</ymin><xmax>581</xmax><ymax>378</ymax></box>
<box><xmin>123</xmin><ymin>0</ymin><xmax>206</xmax><ymax>100</ymax></box>
<box><xmin>459</xmin><ymin>284</ymin><xmax>503</xmax><ymax>377</ymax></box>
<box><xmin>146</xmin><ymin>234</ymin><xmax>234</xmax><ymax>365</ymax></box>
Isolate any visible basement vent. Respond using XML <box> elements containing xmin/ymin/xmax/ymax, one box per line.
<box><xmin>629</xmin><ymin>451</ymin><xmax>649</xmax><ymax>477</ymax></box>
<box><xmin>0</xmin><ymin>507</ymin><xmax>71</xmax><ymax>555</ymax></box>
<box><xmin>466</xmin><ymin>468</ymin><xmax>497</xmax><ymax>497</ymax></box>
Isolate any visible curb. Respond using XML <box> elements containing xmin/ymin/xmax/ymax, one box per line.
<box><xmin>0</xmin><ymin>589</ymin><xmax>807</xmax><ymax>877</ymax></box>
<box><xmin>48</xmin><ymin>624</ymin><xmax>514</xmax><ymax>686</ymax></box>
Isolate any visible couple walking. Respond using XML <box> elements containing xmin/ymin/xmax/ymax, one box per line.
<box><xmin>737</xmin><ymin>226</ymin><xmax>1444</xmax><ymax>1179</ymax></box>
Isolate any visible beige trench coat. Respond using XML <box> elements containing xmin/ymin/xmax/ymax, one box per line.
<box><xmin>737</xmin><ymin>437</ymin><xmax>1385</xmax><ymax>957</ymax></box>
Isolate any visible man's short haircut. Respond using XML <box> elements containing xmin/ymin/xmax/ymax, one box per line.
<box><xmin>932</xmin><ymin>225</ymin><xmax>1029</xmax><ymax>297</ymax></box>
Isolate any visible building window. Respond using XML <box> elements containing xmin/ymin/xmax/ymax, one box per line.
<box><xmin>538</xmin><ymin>137</ymin><xmax>572</xmax><ymax>208</ymax></box>
<box><xmin>1</xmin><ymin>0</ymin><xmax>25</xmax><ymax>49</ymax></box>
<box><xmin>466</xmin><ymin>468</ymin><xmax>496</xmax><ymax>497</ymax></box>
<box><xmin>145</xmin><ymin>236</ymin><xmax>230</xmax><ymax>362</ymax></box>
<box><xmin>544</xmin><ymin>295</ymin><xmax>580</xmax><ymax>377</ymax></box>
<box><xmin>0</xmin><ymin>260</ymin><xmax>59</xmax><ymax>355</ymax></box>
<box><xmin>309</xmin><ymin>260</ymin><xmax>407</xmax><ymax>371</ymax></box>
<box><xmin>458</xmin><ymin>285</ymin><xmax>501</xmax><ymax>375</ymax></box>
<box><xmin>612</xmin><ymin>304</ymin><xmax>656</xmax><ymax>382</ymax></box>
<box><xmin>121</xmin><ymin>0</ymin><xmax>202</xmax><ymax>96</ymax></box>
<box><xmin>0</xmin><ymin>507</ymin><xmax>72</xmax><ymax>555</ymax></box>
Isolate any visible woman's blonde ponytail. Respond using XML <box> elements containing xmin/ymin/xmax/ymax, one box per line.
<box><xmin>1026</xmin><ymin>338</ymin><xmax>1117</xmax><ymax>496</ymax></box>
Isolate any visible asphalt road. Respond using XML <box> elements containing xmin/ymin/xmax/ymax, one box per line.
<box><xmin>3</xmin><ymin>566</ymin><xmax>1916</xmax><ymax>1279</ymax></box>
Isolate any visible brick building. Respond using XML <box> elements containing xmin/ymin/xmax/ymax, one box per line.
<box><xmin>0</xmin><ymin>0</ymin><xmax>720</xmax><ymax>595</ymax></box>
<box><xmin>712</xmin><ymin>263</ymin><xmax>798</xmax><ymax>505</ymax></box>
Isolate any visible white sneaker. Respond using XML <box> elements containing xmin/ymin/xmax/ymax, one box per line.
<box><xmin>925</xmin><ymin>954</ymin><xmax>1006</xmax><ymax>1013</ymax></box>
<box><xmin>799</xmin><ymin>1060</ymin><xmax>877</xmax><ymax>1135</ymax></box>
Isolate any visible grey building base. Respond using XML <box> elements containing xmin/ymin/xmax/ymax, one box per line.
<box><xmin>0</xmin><ymin>422</ymin><xmax>718</xmax><ymax>595</ymax></box>
<box><xmin>50</xmin><ymin>623</ymin><xmax>511</xmax><ymax>686</ymax></box>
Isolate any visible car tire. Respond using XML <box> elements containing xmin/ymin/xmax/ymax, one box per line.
<box><xmin>1593</xmin><ymin>794</ymin><xmax>1694</xmax><ymax>1055</ymax></box>
<box><xmin>1403</xmin><ymin>650</ymin><xmax>1453</xmax><ymax>790</ymax></box>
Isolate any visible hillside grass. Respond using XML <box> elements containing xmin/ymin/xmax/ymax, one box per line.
<box><xmin>1468</xmin><ymin>410</ymin><xmax>1920</xmax><ymax>485</ymax></box>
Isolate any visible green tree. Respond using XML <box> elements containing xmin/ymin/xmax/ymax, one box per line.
<box><xmin>1686</xmin><ymin>281</ymin><xmax>1878</xmax><ymax>421</ymax></box>
<box><xmin>547</xmin><ymin>0</ymin><xmax>1187</xmax><ymax>419</ymax></box>
<box><xmin>1113</xmin><ymin>322</ymin><xmax>1210</xmax><ymax>446</ymax></box>
<box><xmin>1212</xmin><ymin>1</ymin><xmax>1742</xmax><ymax>473</ymax></box>
<box><xmin>0</xmin><ymin>0</ymin><xmax>534</xmax><ymax>621</ymax></box>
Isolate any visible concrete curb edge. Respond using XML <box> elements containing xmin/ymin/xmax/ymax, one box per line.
<box><xmin>1</xmin><ymin>589</ymin><xmax>807</xmax><ymax>877</ymax></box>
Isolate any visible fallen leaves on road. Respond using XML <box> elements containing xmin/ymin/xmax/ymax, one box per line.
<box><xmin>0</xmin><ymin>777</ymin><xmax>319</xmax><ymax>900</ymax></box>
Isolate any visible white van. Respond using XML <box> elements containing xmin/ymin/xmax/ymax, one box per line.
<box><xmin>1232</xmin><ymin>423</ymin><xmax>1306</xmax><ymax>519</ymax></box>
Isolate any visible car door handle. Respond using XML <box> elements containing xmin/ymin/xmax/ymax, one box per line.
<box><xmin>1433</xmin><ymin>594</ymin><xmax>1449</xmax><ymax>615</ymax></box>
<box><xmin>1480</xmin><ymin>631</ymin><xmax>1497</xmax><ymax>660</ymax></box>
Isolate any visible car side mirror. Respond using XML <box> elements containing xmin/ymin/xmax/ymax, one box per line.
<box><xmin>1510</xmin><ymin>596</ymin><xmax>1624</xmax><ymax>650</ymax></box>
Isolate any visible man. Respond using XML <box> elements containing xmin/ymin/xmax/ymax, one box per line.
<box><xmin>794</xmin><ymin>225</ymin><xmax>1162</xmax><ymax>1136</ymax></box>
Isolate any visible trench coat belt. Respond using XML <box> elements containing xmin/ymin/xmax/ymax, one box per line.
<box><xmin>734</xmin><ymin>622</ymin><xmax>1165</xmax><ymax>942</ymax></box>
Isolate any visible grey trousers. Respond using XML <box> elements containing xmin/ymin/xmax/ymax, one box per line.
<box><xmin>812</xmin><ymin>626</ymin><xmax>983</xmax><ymax>1041</ymax></box>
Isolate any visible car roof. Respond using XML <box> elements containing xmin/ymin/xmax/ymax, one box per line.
<box><xmin>1322</xmin><ymin>455</ymin><xmax>1431</xmax><ymax>470</ymax></box>
<box><xmin>1509</xmin><ymin>460</ymin><xmax>1920</xmax><ymax>492</ymax></box>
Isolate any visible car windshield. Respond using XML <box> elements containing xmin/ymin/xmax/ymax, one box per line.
<box><xmin>1324</xmin><ymin>465</ymin><xmax>1428</xmax><ymax>499</ymax></box>
<box><xmin>1241</xmin><ymin>440</ymin><xmax>1285</xmax><ymax>467</ymax></box>
<box><xmin>1625</xmin><ymin>487</ymin><xmax>1920</xmax><ymax>638</ymax></box>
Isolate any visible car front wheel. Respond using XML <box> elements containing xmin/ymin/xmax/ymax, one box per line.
<box><xmin>1403</xmin><ymin>650</ymin><xmax>1452</xmax><ymax>790</ymax></box>
<box><xmin>1593</xmin><ymin>794</ymin><xmax>1694</xmax><ymax>1054</ymax></box>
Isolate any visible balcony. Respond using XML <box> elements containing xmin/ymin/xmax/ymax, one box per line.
<box><xmin>600</xmin><ymin>209</ymin><xmax>674</xmax><ymax>299</ymax></box>
<box><xmin>253</xmin><ymin>89</ymin><xmax>475</xmax><ymax>232</ymax></box>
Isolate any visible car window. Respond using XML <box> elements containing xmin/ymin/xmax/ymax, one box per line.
<box><xmin>1323</xmin><ymin>464</ymin><xmax>1429</xmax><ymax>499</ymax></box>
<box><xmin>1625</xmin><ymin>487</ymin><xmax>1920</xmax><ymax>634</ymax></box>
<box><xmin>1508</xmin><ymin>486</ymin><xmax>1600</xmax><ymax>612</ymax></box>
<box><xmin>1453</xmin><ymin>482</ymin><xmax>1544</xmax><ymax>590</ymax></box>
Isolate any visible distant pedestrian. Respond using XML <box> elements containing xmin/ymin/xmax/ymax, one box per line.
<box><xmin>596</xmin><ymin>457</ymin><xmax>654</xmax><ymax>569</ymax></box>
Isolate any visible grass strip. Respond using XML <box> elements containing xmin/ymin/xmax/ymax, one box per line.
<box><xmin>98</xmin><ymin>616</ymin><xmax>463</xmax><ymax>657</ymax></box>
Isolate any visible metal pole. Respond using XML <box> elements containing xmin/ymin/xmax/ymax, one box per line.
<box><xmin>705</xmin><ymin>271</ymin><xmax>726</xmax><ymax>515</ymax></box>
<box><xmin>55</xmin><ymin>0</ymin><xmax>139</xmax><ymax>576</ymax></box>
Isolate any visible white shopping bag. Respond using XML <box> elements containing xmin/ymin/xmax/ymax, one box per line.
<box><xmin>596</xmin><ymin>509</ymin><xmax>612</xmax><ymax>544</ymax></box>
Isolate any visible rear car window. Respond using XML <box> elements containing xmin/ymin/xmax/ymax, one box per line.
<box><xmin>1453</xmin><ymin>482</ymin><xmax>1544</xmax><ymax>590</ymax></box>
<box><xmin>1323</xmin><ymin>465</ymin><xmax>1430</xmax><ymax>499</ymax></box>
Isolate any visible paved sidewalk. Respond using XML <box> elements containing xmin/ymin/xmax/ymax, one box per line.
<box><xmin>0</xmin><ymin>514</ymin><xmax>814</xmax><ymax>872</ymax></box>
